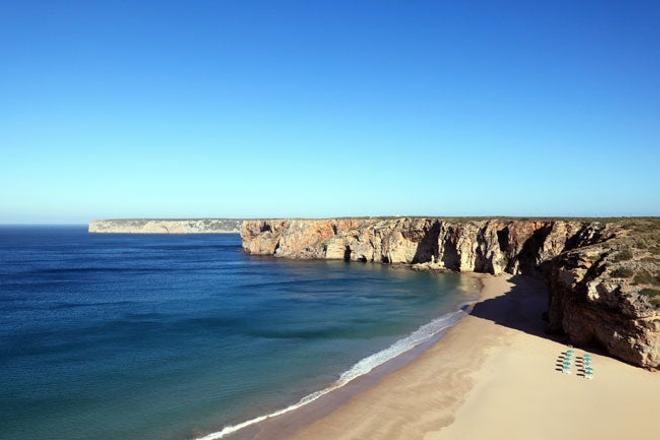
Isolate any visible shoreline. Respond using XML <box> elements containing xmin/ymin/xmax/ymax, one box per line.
<box><xmin>198</xmin><ymin>273</ymin><xmax>659</xmax><ymax>440</ymax></box>
<box><xmin>282</xmin><ymin>274</ymin><xmax>659</xmax><ymax>440</ymax></box>
<box><xmin>193</xmin><ymin>273</ymin><xmax>483</xmax><ymax>440</ymax></box>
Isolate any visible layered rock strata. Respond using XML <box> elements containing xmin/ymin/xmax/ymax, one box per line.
<box><xmin>241</xmin><ymin>218</ymin><xmax>659</xmax><ymax>369</ymax></box>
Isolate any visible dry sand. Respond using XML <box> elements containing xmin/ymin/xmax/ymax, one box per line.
<box><xmin>285</xmin><ymin>274</ymin><xmax>659</xmax><ymax>440</ymax></box>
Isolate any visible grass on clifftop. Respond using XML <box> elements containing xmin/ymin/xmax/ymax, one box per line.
<box><xmin>632</xmin><ymin>270</ymin><xmax>660</xmax><ymax>286</ymax></box>
<box><xmin>640</xmin><ymin>288</ymin><xmax>660</xmax><ymax>307</ymax></box>
<box><xmin>611</xmin><ymin>267</ymin><xmax>634</xmax><ymax>278</ymax></box>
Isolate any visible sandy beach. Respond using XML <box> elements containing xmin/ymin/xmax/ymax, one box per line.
<box><xmin>281</xmin><ymin>274</ymin><xmax>659</xmax><ymax>440</ymax></box>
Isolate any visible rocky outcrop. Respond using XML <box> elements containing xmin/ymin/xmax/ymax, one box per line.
<box><xmin>241</xmin><ymin>218</ymin><xmax>605</xmax><ymax>273</ymax></box>
<box><xmin>89</xmin><ymin>218</ymin><xmax>244</xmax><ymax>234</ymax></box>
<box><xmin>547</xmin><ymin>222</ymin><xmax>659</xmax><ymax>369</ymax></box>
<box><xmin>241</xmin><ymin>218</ymin><xmax>659</xmax><ymax>369</ymax></box>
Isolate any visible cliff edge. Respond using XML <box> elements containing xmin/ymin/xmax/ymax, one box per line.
<box><xmin>241</xmin><ymin>218</ymin><xmax>659</xmax><ymax>369</ymax></box>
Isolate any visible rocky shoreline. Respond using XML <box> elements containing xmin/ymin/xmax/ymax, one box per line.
<box><xmin>240</xmin><ymin>218</ymin><xmax>659</xmax><ymax>369</ymax></box>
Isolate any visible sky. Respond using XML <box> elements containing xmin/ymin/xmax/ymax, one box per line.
<box><xmin>1</xmin><ymin>1</ymin><xmax>659</xmax><ymax>223</ymax></box>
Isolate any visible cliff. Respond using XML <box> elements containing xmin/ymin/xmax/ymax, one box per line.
<box><xmin>89</xmin><ymin>218</ymin><xmax>243</xmax><ymax>234</ymax></box>
<box><xmin>241</xmin><ymin>218</ymin><xmax>659</xmax><ymax>369</ymax></box>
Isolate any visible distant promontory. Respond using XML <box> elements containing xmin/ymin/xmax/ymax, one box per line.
<box><xmin>88</xmin><ymin>218</ymin><xmax>244</xmax><ymax>234</ymax></box>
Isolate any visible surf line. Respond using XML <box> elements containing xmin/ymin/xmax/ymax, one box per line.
<box><xmin>196</xmin><ymin>305</ymin><xmax>472</xmax><ymax>440</ymax></box>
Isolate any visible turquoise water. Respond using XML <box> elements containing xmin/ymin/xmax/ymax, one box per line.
<box><xmin>0</xmin><ymin>226</ymin><xmax>475</xmax><ymax>439</ymax></box>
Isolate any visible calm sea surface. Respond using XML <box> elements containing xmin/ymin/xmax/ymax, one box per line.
<box><xmin>0</xmin><ymin>226</ymin><xmax>475</xmax><ymax>439</ymax></box>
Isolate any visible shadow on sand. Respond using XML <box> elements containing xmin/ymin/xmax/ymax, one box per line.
<box><xmin>469</xmin><ymin>274</ymin><xmax>563</xmax><ymax>341</ymax></box>
<box><xmin>469</xmin><ymin>274</ymin><xmax>611</xmax><ymax>363</ymax></box>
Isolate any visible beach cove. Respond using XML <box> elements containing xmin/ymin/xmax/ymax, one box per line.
<box><xmin>258</xmin><ymin>274</ymin><xmax>659</xmax><ymax>440</ymax></box>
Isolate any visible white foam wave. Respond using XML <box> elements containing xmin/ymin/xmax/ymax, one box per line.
<box><xmin>196</xmin><ymin>304</ymin><xmax>471</xmax><ymax>440</ymax></box>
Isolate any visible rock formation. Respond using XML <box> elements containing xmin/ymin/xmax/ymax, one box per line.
<box><xmin>241</xmin><ymin>218</ymin><xmax>659</xmax><ymax>369</ymax></box>
<box><xmin>89</xmin><ymin>218</ymin><xmax>243</xmax><ymax>234</ymax></box>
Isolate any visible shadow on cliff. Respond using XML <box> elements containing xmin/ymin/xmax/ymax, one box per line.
<box><xmin>470</xmin><ymin>274</ymin><xmax>563</xmax><ymax>341</ymax></box>
<box><xmin>411</xmin><ymin>222</ymin><xmax>441</xmax><ymax>264</ymax></box>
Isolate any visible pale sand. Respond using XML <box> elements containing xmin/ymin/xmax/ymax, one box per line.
<box><xmin>287</xmin><ymin>275</ymin><xmax>659</xmax><ymax>440</ymax></box>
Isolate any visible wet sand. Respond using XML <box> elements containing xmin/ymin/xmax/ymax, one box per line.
<box><xmin>282</xmin><ymin>274</ymin><xmax>659</xmax><ymax>440</ymax></box>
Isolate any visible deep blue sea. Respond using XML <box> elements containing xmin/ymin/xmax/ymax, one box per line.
<box><xmin>0</xmin><ymin>226</ymin><xmax>475</xmax><ymax>440</ymax></box>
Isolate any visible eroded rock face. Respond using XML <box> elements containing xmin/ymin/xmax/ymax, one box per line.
<box><xmin>241</xmin><ymin>218</ymin><xmax>596</xmax><ymax>273</ymax></box>
<box><xmin>240</xmin><ymin>218</ymin><xmax>659</xmax><ymax>369</ymax></box>
<box><xmin>547</xmin><ymin>224</ymin><xmax>659</xmax><ymax>369</ymax></box>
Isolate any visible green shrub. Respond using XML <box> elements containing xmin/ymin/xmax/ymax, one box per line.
<box><xmin>640</xmin><ymin>288</ymin><xmax>660</xmax><ymax>297</ymax></box>
<box><xmin>632</xmin><ymin>271</ymin><xmax>660</xmax><ymax>286</ymax></box>
<box><xmin>611</xmin><ymin>267</ymin><xmax>634</xmax><ymax>278</ymax></box>
<box><xmin>639</xmin><ymin>288</ymin><xmax>660</xmax><ymax>307</ymax></box>
<box><xmin>625</xmin><ymin>218</ymin><xmax>660</xmax><ymax>232</ymax></box>
<box><xmin>612</xmin><ymin>250</ymin><xmax>633</xmax><ymax>263</ymax></box>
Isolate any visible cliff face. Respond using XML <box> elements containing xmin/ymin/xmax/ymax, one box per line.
<box><xmin>241</xmin><ymin>218</ymin><xmax>659</xmax><ymax>369</ymax></box>
<box><xmin>89</xmin><ymin>219</ymin><xmax>243</xmax><ymax>234</ymax></box>
<box><xmin>241</xmin><ymin>218</ymin><xmax>608</xmax><ymax>272</ymax></box>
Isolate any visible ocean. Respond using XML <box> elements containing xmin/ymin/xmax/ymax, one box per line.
<box><xmin>0</xmin><ymin>226</ymin><xmax>477</xmax><ymax>439</ymax></box>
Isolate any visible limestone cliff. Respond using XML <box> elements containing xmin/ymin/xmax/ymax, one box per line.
<box><xmin>89</xmin><ymin>219</ymin><xmax>243</xmax><ymax>234</ymax></box>
<box><xmin>241</xmin><ymin>218</ymin><xmax>659</xmax><ymax>369</ymax></box>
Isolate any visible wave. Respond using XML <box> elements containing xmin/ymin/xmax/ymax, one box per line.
<box><xmin>196</xmin><ymin>303</ymin><xmax>473</xmax><ymax>440</ymax></box>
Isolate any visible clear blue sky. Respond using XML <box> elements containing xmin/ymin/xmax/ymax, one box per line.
<box><xmin>2</xmin><ymin>1</ymin><xmax>659</xmax><ymax>223</ymax></box>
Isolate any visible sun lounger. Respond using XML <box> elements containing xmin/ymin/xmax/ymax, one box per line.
<box><xmin>583</xmin><ymin>362</ymin><xmax>594</xmax><ymax>379</ymax></box>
